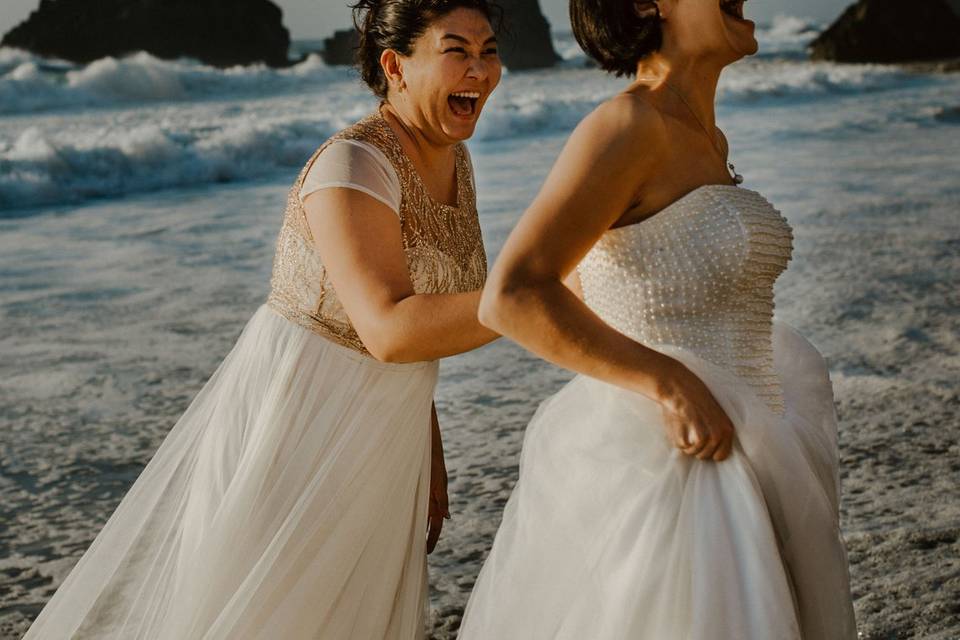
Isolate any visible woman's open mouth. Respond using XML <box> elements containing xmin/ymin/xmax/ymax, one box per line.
<box><xmin>720</xmin><ymin>0</ymin><xmax>747</xmax><ymax>21</ymax></box>
<box><xmin>448</xmin><ymin>91</ymin><xmax>480</xmax><ymax>118</ymax></box>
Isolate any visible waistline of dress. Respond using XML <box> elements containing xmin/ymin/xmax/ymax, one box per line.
<box><xmin>260</xmin><ymin>301</ymin><xmax>437</xmax><ymax>373</ymax></box>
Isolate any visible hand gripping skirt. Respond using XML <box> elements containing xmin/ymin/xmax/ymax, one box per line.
<box><xmin>458</xmin><ymin>321</ymin><xmax>858</xmax><ymax>640</ymax></box>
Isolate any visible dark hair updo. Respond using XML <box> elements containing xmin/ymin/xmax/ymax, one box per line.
<box><xmin>570</xmin><ymin>0</ymin><xmax>662</xmax><ymax>77</ymax></box>
<box><xmin>351</xmin><ymin>0</ymin><xmax>503</xmax><ymax>98</ymax></box>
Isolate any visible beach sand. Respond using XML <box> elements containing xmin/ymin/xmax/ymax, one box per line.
<box><xmin>1</xmin><ymin>108</ymin><xmax>958</xmax><ymax>639</ymax></box>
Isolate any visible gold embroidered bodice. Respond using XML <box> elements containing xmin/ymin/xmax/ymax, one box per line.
<box><xmin>266</xmin><ymin>112</ymin><xmax>487</xmax><ymax>355</ymax></box>
<box><xmin>577</xmin><ymin>185</ymin><xmax>794</xmax><ymax>414</ymax></box>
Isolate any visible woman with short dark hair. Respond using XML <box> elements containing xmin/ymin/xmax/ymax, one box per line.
<box><xmin>23</xmin><ymin>1</ymin><xmax>502</xmax><ymax>638</ymax></box>
<box><xmin>458</xmin><ymin>0</ymin><xmax>858</xmax><ymax>638</ymax></box>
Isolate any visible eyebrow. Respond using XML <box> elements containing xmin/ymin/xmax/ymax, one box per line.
<box><xmin>441</xmin><ymin>34</ymin><xmax>498</xmax><ymax>45</ymax></box>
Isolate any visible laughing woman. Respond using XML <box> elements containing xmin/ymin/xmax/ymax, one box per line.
<box><xmin>23</xmin><ymin>1</ymin><xmax>501</xmax><ymax>638</ymax></box>
<box><xmin>458</xmin><ymin>0</ymin><xmax>857</xmax><ymax>638</ymax></box>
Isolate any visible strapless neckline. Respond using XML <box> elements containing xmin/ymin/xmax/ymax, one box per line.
<box><xmin>579</xmin><ymin>182</ymin><xmax>794</xmax><ymax>414</ymax></box>
<box><xmin>608</xmin><ymin>184</ymin><xmax>761</xmax><ymax>235</ymax></box>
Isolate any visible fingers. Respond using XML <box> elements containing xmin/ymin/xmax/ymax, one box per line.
<box><xmin>696</xmin><ymin>433</ymin><xmax>723</xmax><ymax>461</ymax></box>
<box><xmin>427</xmin><ymin>493</ymin><xmax>449</xmax><ymax>554</ymax></box>
<box><xmin>680</xmin><ymin>423</ymin><xmax>708</xmax><ymax>457</ymax></box>
<box><xmin>426</xmin><ymin>513</ymin><xmax>443</xmax><ymax>554</ymax></box>
<box><xmin>664</xmin><ymin>407</ymin><xmax>734</xmax><ymax>463</ymax></box>
<box><xmin>431</xmin><ymin>485</ymin><xmax>450</xmax><ymax>520</ymax></box>
<box><xmin>712</xmin><ymin>434</ymin><xmax>734</xmax><ymax>461</ymax></box>
<box><xmin>681</xmin><ymin>440</ymin><xmax>705</xmax><ymax>458</ymax></box>
<box><xmin>668</xmin><ymin>413</ymin><xmax>697</xmax><ymax>452</ymax></box>
<box><xmin>678</xmin><ymin>422</ymin><xmax>734</xmax><ymax>462</ymax></box>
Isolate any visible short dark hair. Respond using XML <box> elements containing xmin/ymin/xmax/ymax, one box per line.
<box><xmin>351</xmin><ymin>0</ymin><xmax>503</xmax><ymax>98</ymax></box>
<box><xmin>570</xmin><ymin>0</ymin><xmax>662</xmax><ymax>76</ymax></box>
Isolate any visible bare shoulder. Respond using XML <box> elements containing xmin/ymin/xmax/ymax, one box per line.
<box><xmin>576</xmin><ymin>92</ymin><xmax>667</xmax><ymax>152</ymax></box>
<box><xmin>578</xmin><ymin>93</ymin><xmax>667</xmax><ymax>141</ymax></box>
<box><xmin>521</xmin><ymin>91</ymin><xmax>670</xmax><ymax>245</ymax></box>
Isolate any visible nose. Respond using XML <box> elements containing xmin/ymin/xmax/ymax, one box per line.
<box><xmin>465</xmin><ymin>54</ymin><xmax>488</xmax><ymax>81</ymax></box>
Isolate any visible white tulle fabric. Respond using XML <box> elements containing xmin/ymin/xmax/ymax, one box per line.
<box><xmin>23</xmin><ymin>305</ymin><xmax>438</xmax><ymax>639</ymax></box>
<box><xmin>459</xmin><ymin>185</ymin><xmax>858</xmax><ymax>639</ymax></box>
<box><xmin>299</xmin><ymin>140</ymin><xmax>402</xmax><ymax>214</ymax></box>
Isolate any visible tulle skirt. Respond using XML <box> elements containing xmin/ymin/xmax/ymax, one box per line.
<box><xmin>24</xmin><ymin>304</ymin><xmax>439</xmax><ymax>640</ymax></box>
<box><xmin>458</xmin><ymin>320</ymin><xmax>858</xmax><ymax>640</ymax></box>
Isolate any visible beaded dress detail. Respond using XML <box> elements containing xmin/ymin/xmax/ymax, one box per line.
<box><xmin>267</xmin><ymin>111</ymin><xmax>487</xmax><ymax>355</ymax></box>
<box><xmin>578</xmin><ymin>184</ymin><xmax>794</xmax><ymax>414</ymax></box>
<box><xmin>460</xmin><ymin>183</ymin><xmax>857</xmax><ymax>640</ymax></box>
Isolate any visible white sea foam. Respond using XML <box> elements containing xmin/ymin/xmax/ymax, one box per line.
<box><xmin>68</xmin><ymin>54</ymin><xmax>189</xmax><ymax>101</ymax></box>
<box><xmin>0</xmin><ymin>17</ymin><xmax>952</xmax><ymax>211</ymax></box>
<box><xmin>0</xmin><ymin>116</ymin><xmax>345</xmax><ymax>209</ymax></box>
<box><xmin>719</xmin><ymin>61</ymin><xmax>912</xmax><ymax>102</ymax></box>
<box><xmin>0</xmin><ymin>18</ymin><xmax>874</xmax><ymax>118</ymax></box>
<box><xmin>755</xmin><ymin>14</ymin><xmax>822</xmax><ymax>56</ymax></box>
<box><xmin>0</xmin><ymin>49</ymin><xmax>345</xmax><ymax>115</ymax></box>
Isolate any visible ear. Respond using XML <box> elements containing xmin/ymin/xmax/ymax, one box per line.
<box><xmin>380</xmin><ymin>49</ymin><xmax>405</xmax><ymax>93</ymax></box>
<box><xmin>655</xmin><ymin>0</ymin><xmax>672</xmax><ymax>20</ymax></box>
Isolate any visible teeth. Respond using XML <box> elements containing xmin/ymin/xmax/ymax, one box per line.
<box><xmin>451</xmin><ymin>91</ymin><xmax>480</xmax><ymax>99</ymax></box>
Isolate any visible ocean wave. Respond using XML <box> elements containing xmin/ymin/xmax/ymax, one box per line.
<box><xmin>473</xmin><ymin>59</ymin><xmax>913</xmax><ymax>141</ymax></box>
<box><xmin>0</xmin><ymin>14</ymin><xmax>937</xmax><ymax>212</ymax></box>
<box><xmin>2</xmin><ymin>15</ymin><xmax>821</xmax><ymax>116</ymax></box>
<box><xmin>0</xmin><ymin>49</ymin><xmax>350</xmax><ymax>115</ymax></box>
<box><xmin>553</xmin><ymin>15</ymin><xmax>822</xmax><ymax>65</ymax></box>
<box><xmin>0</xmin><ymin>117</ymin><xmax>341</xmax><ymax>211</ymax></box>
<box><xmin>755</xmin><ymin>14</ymin><xmax>822</xmax><ymax>55</ymax></box>
<box><xmin>719</xmin><ymin>60</ymin><xmax>913</xmax><ymax>103</ymax></box>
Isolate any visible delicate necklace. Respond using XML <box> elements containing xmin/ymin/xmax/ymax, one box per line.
<box><xmin>662</xmin><ymin>81</ymin><xmax>744</xmax><ymax>185</ymax></box>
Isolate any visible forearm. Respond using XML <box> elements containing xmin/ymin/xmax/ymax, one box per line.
<box><xmin>480</xmin><ymin>277</ymin><xmax>682</xmax><ymax>402</ymax></box>
<box><xmin>375</xmin><ymin>289</ymin><xmax>499</xmax><ymax>362</ymax></box>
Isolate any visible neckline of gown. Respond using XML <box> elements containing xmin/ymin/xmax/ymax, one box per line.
<box><xmin>607</xmin><ymin>183</ymin><xmax>760</xmax><ymax>236</ymax></box>
<box><xmin>370</xmin><ymin>109</ymin><xmax>466</xmax><ymax>212</ymax></box>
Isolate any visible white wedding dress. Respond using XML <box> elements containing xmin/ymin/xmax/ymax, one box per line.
<box><xmin>22</xmin><ymin>112</ymin><xmax>487</xmax><ymax>639</ymax></box>
<box><xmin>458</xmin><ymin>184</ymin><xmax>858</xmax><ymax>639</ymax></box>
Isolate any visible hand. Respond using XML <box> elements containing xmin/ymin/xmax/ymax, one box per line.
<box><xmin>657</xmin><ymin>362</ymin><xmax>736</xmax><ymax>462</ymax></box>
<box><xmin>427</xmin><ymin>405</ymin><xmax>450</xmax><ymax>554</ymax></box>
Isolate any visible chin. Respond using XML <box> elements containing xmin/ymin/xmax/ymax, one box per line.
<box><xmin>724</xmin><ymin>30</ymin><xmax>759</xmax><ymax>62</ymax></box>
<box><xmin>442</xmin><ymin>107</ymin><xmax>485</xmax><ymax>142</ymax></box>
<box><xmin>738</xmin><ymin>37</ymin><xmax>759</xmax><ymax>58</ymax></box>
<box><xmin>440</xmin><ymin>119</ymin><xmax>477</xmax><ymax>142</ymax></box>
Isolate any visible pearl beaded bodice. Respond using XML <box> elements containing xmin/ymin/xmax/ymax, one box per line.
<box><xmin>577</xmin><ymin>185</ymin><xmax>794</xmax><ymax>414</ymax></box>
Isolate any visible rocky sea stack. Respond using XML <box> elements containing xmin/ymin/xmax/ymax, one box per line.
<box><xmin>810</xmin><ymin>0</ymin><xmax>960</xmax><ymax>63</ymax></box>
<box><xmin>1</xmin><ymin>0</ymin><xmax>291</xmax><ymax>68</ymax></box>
<box><xmin>322</xmin><ymin>0</ymin><xmax>559</xmax><ymax>71</ymax></box>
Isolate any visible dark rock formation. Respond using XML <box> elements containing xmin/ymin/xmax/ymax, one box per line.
<box><xmin>1</xmin><ymin>0</ymin><xmax>291</xmax><ymax>68</ymax></box>
<box><xmin>496</xmin><ymin>0</ymin><xmax>560</xmax><ymax>70</ymax></box>
<box><xmin>321</xmin><ymin>0</ymin><xmax>559</xmax><ymax>71</ymax></box>
<box><xmin>810</xmin><ymin>0</ymin><xmax>960</xmax><ymax>63</ymax></box>
<box><xmin>321</xmin><ymin>29</ymin><xmax>359</xmax><ymax>67</ymax></box>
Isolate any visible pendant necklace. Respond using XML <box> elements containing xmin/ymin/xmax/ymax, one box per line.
<box><xmin>661</xmin><ymin>81</ymin><xmax>744</xmax><ymax>185</ymax></box>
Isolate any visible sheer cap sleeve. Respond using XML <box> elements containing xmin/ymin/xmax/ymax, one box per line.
<box><xmin>299</xmin><ymin>139</ymin><xmax>402</xmax><ymax>215</ymax></box>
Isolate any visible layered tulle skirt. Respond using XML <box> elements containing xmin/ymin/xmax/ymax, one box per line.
<box><xmin>24</xmin><ymin>304</ymin><xmax>439</xmax><ymax>639</ymax></box>
<box><xmin>458</xmin><ymin>321</ymin><xmax>858</xmax><ymax>639</ymax></box>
